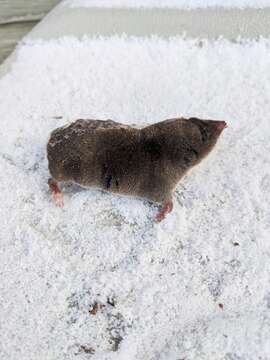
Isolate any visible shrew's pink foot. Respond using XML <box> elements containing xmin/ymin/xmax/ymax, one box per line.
<box><xmin>155</xmin><ymin>201</ymin><xmax>173</xmax><ymax>222</ymax></box>
<box><xmin>48</xmin><ymin>178</ymin><xmax>64</xmax><ymax>207</ymax></box>
<box><xmin>53</xmin><ymin>192</ymin><xmax>64</xmax><ymax>208</ymax></box>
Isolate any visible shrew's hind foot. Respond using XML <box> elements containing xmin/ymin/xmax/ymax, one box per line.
<box><xmin>48</xmin><ymin>178</ymin><xmax>64</xmax><ymax>207</ymax></box>
<box><xmin>155</xmin><ymin>201</ymin><xmax>173</xmax><ymax>222</ymax></box>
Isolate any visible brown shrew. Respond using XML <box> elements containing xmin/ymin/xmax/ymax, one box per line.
<box><xmin>47</xmin><ymin>117</ymin><xmax>227</xmax><ymax>221</ymax></box>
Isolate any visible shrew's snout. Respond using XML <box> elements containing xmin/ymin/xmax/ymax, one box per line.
<box><xmin>211</xmin><ymin>120</ymin><xmax>227</xmax><ymax>131</ymax></box>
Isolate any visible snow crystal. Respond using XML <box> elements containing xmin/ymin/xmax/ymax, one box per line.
<box><xmin>0</xmin><ymin>35</ymin><xmax>270</xmax><ymax>360</ymax></box>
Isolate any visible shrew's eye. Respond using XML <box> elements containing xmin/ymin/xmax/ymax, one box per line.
<box><xmin>200</xmin><ymin>126</ymin><xmax>209</xmax><ymax>142</ymax></box>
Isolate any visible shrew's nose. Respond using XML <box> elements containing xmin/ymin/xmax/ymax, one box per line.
<box><xmin>212</xmin><ymin>121</ymin><xmax>227</xmax><ymax>131</ymax></box>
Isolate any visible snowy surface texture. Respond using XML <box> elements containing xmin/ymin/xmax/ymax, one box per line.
<box><xmin>64</xmin><ymin>0</ymin><xmax>270</xmax><ymax>9</ymax></box>
<box><xmin>0</xmin><ymin>36</ymin><xmax>270</xmax><ymax>360</ymax></box>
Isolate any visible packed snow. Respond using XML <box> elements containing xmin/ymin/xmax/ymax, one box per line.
<box><xmin>64</xmin><ymin>0</ymin><xmax>270</xmax><ymax>9</ymax></box>
<box><xmin>0</xmin><ymin>35</ymin><xmax>270</xmax><ymax>360</ymax></box>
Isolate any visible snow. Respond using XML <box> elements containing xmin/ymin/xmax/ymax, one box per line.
<box><xmin>64</xmin><ymin>0</ymin><xmax>270</xmax><ymax>9</ymax></box>
<box><xmin>0</xmin><ymin>35</ymin><xmax>270</xmax><ymax>360</ymax></box>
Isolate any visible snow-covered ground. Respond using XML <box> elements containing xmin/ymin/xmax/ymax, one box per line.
<box><xmin>64</xmin><ymin>0</ymin><xmax>270</xmax><ymax>9</ymax></box>
<box><xmin>0</xmin><ymin>36</ymin><xmax>270</xmax><ymax>360</ymax></box>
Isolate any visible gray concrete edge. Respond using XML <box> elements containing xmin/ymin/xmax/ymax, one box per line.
<box><xmin>28</xmin><ymin>6</ymin><xmax>270</xmax><ymax>40</ymax></box>
<box><xmin>1</xmin><ymin>4</ymin><xmax>270</xmax><ymax>79</ymax></box>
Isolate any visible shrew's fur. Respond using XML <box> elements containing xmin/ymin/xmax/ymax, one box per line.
<box><xmin>47</xmin><ymin>117</ymin><xmax>226</xmax><ymax>210</ymax></box>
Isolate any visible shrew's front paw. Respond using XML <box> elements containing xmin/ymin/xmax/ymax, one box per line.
<box><xmin>155</xmin><ymin>201</ymin><xmax>173</xmax><ymax>222</ymax></box>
